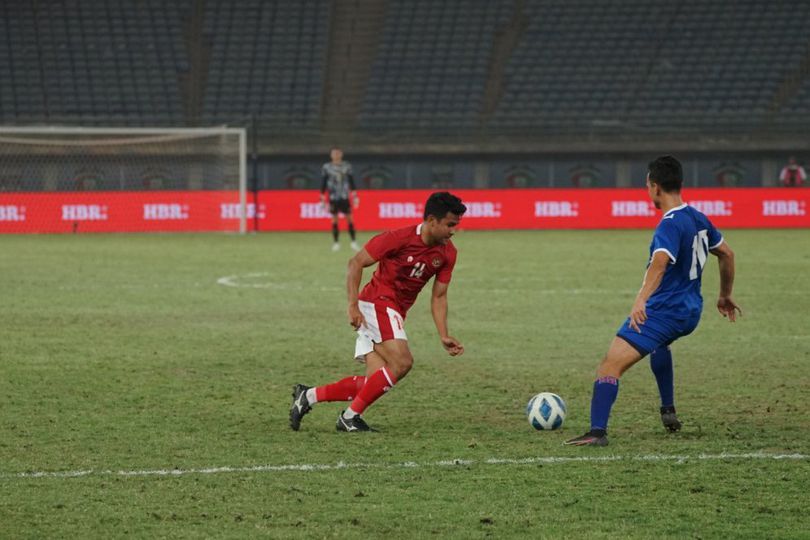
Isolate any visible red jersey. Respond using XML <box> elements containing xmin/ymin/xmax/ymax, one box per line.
<box><xmin>359</xmin><ymin>223</ymin><xmax>458</xmax><ymax>316</ymax></box>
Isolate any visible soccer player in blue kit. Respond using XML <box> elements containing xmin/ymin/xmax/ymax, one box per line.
<box><xmin>565</xmin><ymin>155</ymin><xmax>742</xmax><ymax>447</ymax></box>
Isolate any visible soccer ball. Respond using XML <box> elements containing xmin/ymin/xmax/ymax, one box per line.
<box><xmin>526</xmin><ymin>392</ymin><xmax>567</xmax><ymax>430</ymax></box>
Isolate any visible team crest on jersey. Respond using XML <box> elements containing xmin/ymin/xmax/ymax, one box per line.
<box><xmin>431</xmin><ymin>257</ymin><xmax>442</xmax><ymax>268</ymax></box>
<box><xmin>407</xmin><ymin>256</ymin><xmax>414</xmax><ymax>263</ymax></box>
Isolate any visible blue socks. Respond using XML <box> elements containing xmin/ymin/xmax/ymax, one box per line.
<box><xmin>650</xmin><ymin>347</ymin><xmax>674</xmax><ymax>408</ymax></box>
<box><xmin>590</xmin><ymin>376</ymin><xmax>619</xmax><ymax>431</ymax></box>
<box><xmin>588</xmin><ymin>348</ymin><xmax>674</xmax><ymax>433</ymax></box>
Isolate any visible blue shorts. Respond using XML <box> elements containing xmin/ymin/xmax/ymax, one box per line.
<box><xmin>616</xmin><ymin>310</ymin><xmax>700</xmax><ymax>357</ymax></box>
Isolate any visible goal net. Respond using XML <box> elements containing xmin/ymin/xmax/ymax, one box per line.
<box><xmin>0</xmin><ymin>127</ymin><xmax>248</xmax><ymax>233</ymax></box>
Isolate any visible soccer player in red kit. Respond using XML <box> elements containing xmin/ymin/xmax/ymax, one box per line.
<box><xmin>289</xmin><ymin>192</ymin><xmax>467</xmax><ymax>432</ymax></box>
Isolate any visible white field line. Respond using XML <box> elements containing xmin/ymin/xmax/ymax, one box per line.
<box><xmin>215</xmin><ymin>273</ymin><xmax>810</xmax><ymax>298</ymax></box>
<box><xmin>215</xmin><ymin>273</ymin><xmax>625</xmax><ymax>296</ymax></box>
<box><xmin>3</xmin><ymin>452</ymin><xmax>806</xmax><ymax>480</ymax></box>
<box><xmin>216</xmin><ymin>273</ymin><xmax>340</xmax><ymax>292</ymax></box>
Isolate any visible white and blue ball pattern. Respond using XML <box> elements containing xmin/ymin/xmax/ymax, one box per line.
<box><xmin>526</xmin><ymin>392</ymin><xmax>567</xmax><ymax>430</ymax></box>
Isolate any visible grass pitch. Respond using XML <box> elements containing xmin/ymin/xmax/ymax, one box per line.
<box><xmin>1</xmin><ymin>229</ymin><xmax>808</xmax><ymax>538</ymax></box>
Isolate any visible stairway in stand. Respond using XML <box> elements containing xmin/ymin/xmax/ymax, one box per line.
<box><xmin>320</xmin><ymin>0</ymin><xmax>388</xmax><ymax>135</ymax></box>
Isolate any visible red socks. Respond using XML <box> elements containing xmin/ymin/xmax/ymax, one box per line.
<box><xmin>314</xmin><ymin>375</ymin><xmax>366</xmax><ymax>402</ymax></box>
<box><xmin>312</xmin><ymin>367</ymin><xmax>398</xmax><ymax>415</ymax></box>
<box><xmin>348</xmin><ymin>367</ymin><xmax>397</xmax><ymax>415</ymax></box>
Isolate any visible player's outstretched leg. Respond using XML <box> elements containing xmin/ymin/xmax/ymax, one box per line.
<box><xmin>289</xmin><ymin>384</ymin><xmax>313</xmax><ymax>431</ymax></box>
<box><xmin>563</xmin><ymin>376</ymin><xmax>615</xmax><ymax>447</ymax></box>
<box><xmin>650</xmin><ymin>346</ymin><xmax>682</xmax><ymax>432</ymax></box>
<box><xmin>565</xmin><ymin>337</ymin><xmax>642</xmax><ymax>447</ymax></box>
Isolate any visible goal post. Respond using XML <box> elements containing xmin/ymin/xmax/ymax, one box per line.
<box><xmin>0</xmin><ymin>126</ymin><xmax>248</xmax><ymax>234</ymax></box>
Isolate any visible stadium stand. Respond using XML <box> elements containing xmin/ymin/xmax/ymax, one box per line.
<box><xmin>0</xmin><ymin>0</ymin><xmax>808</xmax><ymax>140</ymax></box>
<box><xmin>491</xmin><ymin>0</ymin><xmax>810</xmax><ymax>135</ymax></box>
<box><xmin>630</xmin><ymin>0</ymin><xmax>810</xmax><ymax>132</ymax></box>
<box><xmin>782</xmin><ymin>78</ymin><xmax>810</xmax><ymax>115</ymax></box>
<box><xmin>0</xmin><ymin>0</ymin><xmax>186</xmax><ymax>125</ymax></box>
<box><xmin>201</xmin><ymin>0</ymin><xmax>328</xmax><ymax>131</ymax></box>
<box><xmin>358</xmin><ymin>0</ymin><xmax>511</xmax><ymax>132</ymax></box>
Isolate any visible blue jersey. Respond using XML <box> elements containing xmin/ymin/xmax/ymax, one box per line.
<box><xmin>646</xmin><ymin>204</ymin><xmax>723</xmax><ymax>319</ymax></box>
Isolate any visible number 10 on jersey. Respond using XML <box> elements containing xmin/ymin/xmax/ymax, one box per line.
<box><xmin>689</xmin><ymin>230</ymin><xmax>709</xmax><ymax>280</ymax></box>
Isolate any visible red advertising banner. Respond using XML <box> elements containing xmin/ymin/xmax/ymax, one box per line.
<box><xmin>257</xmin><ymin>188</ymin><xmax>810</xmax><ymax>230</ymax></box>
<box><xmin>0</xmin><ymin>191</ymin><xmax>246</xmax><ymax>233</ymax></box>
<box><xmin>0</xmin><ymin>188</ymin><xmax>808</xmax><ymax>233</ymax></box>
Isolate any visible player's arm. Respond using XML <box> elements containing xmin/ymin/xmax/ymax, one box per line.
<box><xmin>346</xmin><ymin>248</ymin><xmax>377</xmax><ymax>329</ymax></box>
<box><xmin>629</xmin><ymin>251</ymin><xmax>670</xmax><ymax>332</ymax></box>
<box><xmin>319</xmin><ymin>171</ymin><xmax>328</xmax><ymax>206</ymax></box>
<box><xmin>710</xmin><ymin>241</ymin><xmax>742</xmax><ymax>321</ymax></box>
<box><xmin>431</xmin><ymin>279</ymin><xmax>464</xmax><ymax>356</ymax></box>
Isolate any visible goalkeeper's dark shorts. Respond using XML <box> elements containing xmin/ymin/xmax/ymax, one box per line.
<box><xmin>329</xmin><ymin>199</ymin><xmax>351</xmax><ymax>215</ymax></box>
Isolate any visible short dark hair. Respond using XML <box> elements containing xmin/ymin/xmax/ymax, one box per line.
<box><xmin>648</xmin><ymin>155</ymin><xmax>683</xmax><ymax>193</ymax></box>
<box><xmin>424</xmin><ymin>191</ymin><xmax>466</xmax><ymax>220</ymax></box>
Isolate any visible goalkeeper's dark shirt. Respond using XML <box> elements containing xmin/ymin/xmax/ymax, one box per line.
<box><xmin>321</xmin><ymin>161</ymin><xmax>355</xmax><ymax>201</ymax></box>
